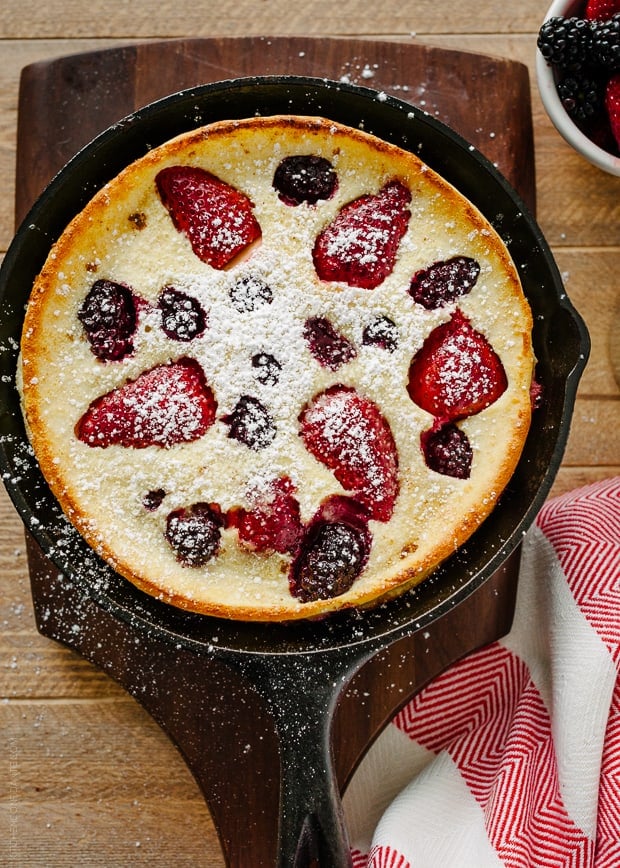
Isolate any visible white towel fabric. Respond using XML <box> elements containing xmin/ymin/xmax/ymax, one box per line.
<box><xmin>344</xmin><ymin>476</ymin><xmax>620</xmax><ymax>867</ymax></box>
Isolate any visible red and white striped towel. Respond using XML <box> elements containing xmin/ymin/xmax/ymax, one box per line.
<box><xmin>345</xmin><ymin>476</ymin><xmax>620</xmax><ymax>867</ymax></box>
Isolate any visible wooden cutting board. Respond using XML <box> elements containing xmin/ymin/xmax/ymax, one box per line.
<box><xmin>16</xmin><ymin>36</ymin><xmax>535</xmax><ymax>222</ymax></box>
<box><xmin>17</xmin><ymin>37</ymin><xmax>534</xmax><ymax>867</ymax></box>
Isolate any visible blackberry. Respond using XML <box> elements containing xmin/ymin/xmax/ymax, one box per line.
<box><xmin>165</xmin><ymin>503</ymin><xmax>222</xmax><ymax>567</ymax></box>
<box><xmin>291</xmin><ymin>521</ymin><xmax>367</xmax><ymax>602</ymax></box>
<box><xmin>158</xmin><ymin>285</ymin><xmax>206</xmax><ymax>342</ymax></box>
<box><xmin>142</xmin><ymin>488</ymin><xmax>166</xmax><ymax>511</ymax></box>
<box><xmin>592</xmin><ymin>14</ymin><xmax>620</xmax><ymax>71</ymax></box>
<box><xmin>77</xmin><ymin>279</ymin><xmax>137</xmax><ymax>361</ymax></box>
<box><xmin>229</xmin><ymin>274</ymin><xmax>273</xmax><ymax>312</ymax></box>
<box><xmin>273</xmin><ymin>155</ymin><xmax>338</xmax><ymax>205</ymax></box>
<box><xmin>303</xmin><ymin>316</ymin><xmax>356</xmax><ymax>370</ymax></box>
<box><xmin>223</xmin><ymin>395</ymin><xmax>276</xmax><ymax>450</ymax></box>
<box><xmin>251</xmin><ymin>352</ymin><xmax>282</xmax><ymax>386</ymax></box>
<box><xmin>556</xmin><ymin>74</ymin><xmax>604</xmax><ymax>121</ymax></box>
<box><xmin>537</xmin><ymin>16</ymin><xmax>595</xmax><ymax>71</ymax></box>
<box><xmin>421</xmin><ymin>423</ymin><xmax>473</xmax><ymax>479</ymax></box>
<box><xmin>362</xmin><ymin>315</ymin><xmax>399</xmax><ymax>352</ymax></box>
<box><xmin>409</xmin><ymin>256</ymin><xmax>480</xmax><ymax>310</ymax></box>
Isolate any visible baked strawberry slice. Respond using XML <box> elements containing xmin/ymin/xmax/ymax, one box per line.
<box><xmin>156</xmin><ymin>166</ymin><xmax>261</xmax><ymax>269</ymax></box>
<box><xmin>77</xmin><ymin>357</ymin><xmax>217</xmax><ymax>448</ymax></box>
<box><xmin>299</xmin><ymin>385</ymin><xmax>399</xmax><ymax>522</ymax></box>
<box><xmin>312</xmin><ymin>180</ymin><xmax>411</xmax><ymax>289</ymax></box>
<box><xmin>407</xmin><ymin>310</ymin><xmax>507</xmax><ymax>420</ymax></box>
<box><xmin>228</xmin><ymin>476</ymin><xmax>303</xmax><ymax>555</ymax></box>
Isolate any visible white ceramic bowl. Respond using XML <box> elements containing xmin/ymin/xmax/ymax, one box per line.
<box><xmin>536</xmin><ymin>0</ymin><xmax>620</xmax><ymax>175</ymax></box>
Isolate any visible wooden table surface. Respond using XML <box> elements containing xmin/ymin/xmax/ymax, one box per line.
<box><xmin>1</xmin><ymin>2</ymin><xmax>618</xmax><ymax>865</ymax></box>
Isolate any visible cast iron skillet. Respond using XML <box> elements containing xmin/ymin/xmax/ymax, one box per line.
<box><xmin>0</xmin><ymin>76</ymin><xmax>589</xmax><ymax>865</ymax></box>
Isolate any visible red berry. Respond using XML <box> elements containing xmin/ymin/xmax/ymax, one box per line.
<box><xmin>409</xmin><ymin>256</ymin><xmax>480</xmax><ymax>310</ymax></box>
<box><xmin>165</xmin><ymin>502</ymin><xmax>223</xmax><ymax>566</ymax></box>
<box><xmin>407</xmin><ymin>310</ymin><xmax>507</xmax><ymax>421</ymax></box>
<box><xmin>303</xmin><ymin>316</ymin><xmax>357</xmax><ymax>370</ymax></box>
<box><xmin>312</xmin><ymin>180</ymin><xmax>411</xmax><ymax>289</ymax></box>
<box><xmin>228</xmin><ymin>476</ymin><xmax>303</xmax><ymax>555</ymax></box>
<box><xmin>585</xmin><ymin>0</ymin><xmax>620</xmax><ymax>20</ymax></box>
<box><xmin>289</xmin><ymin>495</ymin><xmax>371</xmax><ymax>603</ymax></box>
<box><xmin>530</xmin><ymin>378</ymin><xmax>544</xmax><ymax>411</ymax></box>
<box><xmin>299</xmin><ymin>385</ymin><xmax>399</xmax><ymax>522</ymax></box>
<box><xmin>76</xmin><ymin>357</ymin><xmax>217</xmax><ymax>448</ymax></box>
<box><xmin>605</xmin><ymin>72</ymin><xmax>620</xmax><ymax>149</ymax></box>
<box><xmin>156</xmin><ymin>166</ymin><xmax>261</xmax><ymax>269</ymax></box>
<box><xmin>77</xmin><ymin>279</ymin><xmax>137</xmax><ymax>361</ymax></box>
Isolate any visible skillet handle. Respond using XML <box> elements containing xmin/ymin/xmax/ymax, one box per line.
<box><xmin>241</xmin><ymin>652</ymin><xmax>360</xmax><ymax>868</ymax></box>
<box><xmin>276</xmin><ymin>686</ymin><xmax>352</xmax><ymax>867</ymax></box>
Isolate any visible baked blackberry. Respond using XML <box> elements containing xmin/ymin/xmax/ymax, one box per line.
<box><xmin>538</xmin><ymin>16</ymin><xmax>595</xmax><ymax>70</ymax></box>
<box><xmin>19</xmin><ymin>114</ymin><xmax>535</xmax><ymax>622</ymax></box>
<box><xmin>592</xmin><ymin>14</ymin><xmax>620</xmax><ymax>70</ymax></box>
<box><xmin>556</xmin><ymin>74</ymin><xmax>604</xmax><ymax>121</ymax></box>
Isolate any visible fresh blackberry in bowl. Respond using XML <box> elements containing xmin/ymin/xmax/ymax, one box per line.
<box><xmin>537</xmin><ymin>3</ymin><xmax>620</xmax><ymax>163</ymax></box>
<box><xmin>592</xmin><ymin>13</ymin><xmax>620</xmax><ymax>69</ymax></box>
<box><xmin>537</xmin><ymin>16</ymin><xmax>595</xmax><ymax>70</ymax></box>
<box><xmin>556</xmin><ymin>73</ymin><xmax>605</xmax><ymax>120</ymax></box>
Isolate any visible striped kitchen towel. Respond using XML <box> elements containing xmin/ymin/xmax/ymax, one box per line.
<box><xmin>345</xmin><ymin>476</ymin><xmax>620</xmax><ymax>867</ymax></box>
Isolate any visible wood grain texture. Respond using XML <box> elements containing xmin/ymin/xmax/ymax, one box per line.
<box><xmin>14</xmin><ymin>37</ymin><xmax>535</xmax><ymax>217</ymax></box>
<box><xmin>7</xmin><ymin>39</ymin><xmax>534</xmax><ymax>866</ymax></box>
<box><xmin>0</xmin><ymin>1</ymin><xmax>542</xmax><ymax>40</ymax></box>
<box><xmin>0</xmin><ymin>4</ymin><xmax>618</xmax><ymax>865</ymax></box>
<box><xmin>2</xmin><ymin>33</ymin><xmax>619</xmax><ymax>249</ymax></box>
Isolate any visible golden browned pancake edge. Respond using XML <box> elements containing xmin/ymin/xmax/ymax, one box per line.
<box><xmin>19</xmin><ymin>115</ymin><xmax>534</xmax><ymax>621</ymax></box>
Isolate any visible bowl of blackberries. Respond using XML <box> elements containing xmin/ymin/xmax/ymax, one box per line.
<box><xmin>537</xmin><ymin>0</ymin><xmax>620</xmax><ymax>174</ymax></box>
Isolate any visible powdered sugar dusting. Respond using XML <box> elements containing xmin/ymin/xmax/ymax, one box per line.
<box><xmin>19</xmin><ymin>116</ymin><xmax>533</xmax><ymax>618</ymax></box>
<box><xmin>76</xmin><ymin>358</ymin><xmax>216</xmax><ymax>448</ymax></box>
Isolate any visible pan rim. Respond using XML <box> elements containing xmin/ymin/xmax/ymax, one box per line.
<box><xmin>0</xmin><ymin>74</ymin><xmax>589</xmax><ymax>658</ymax></box>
